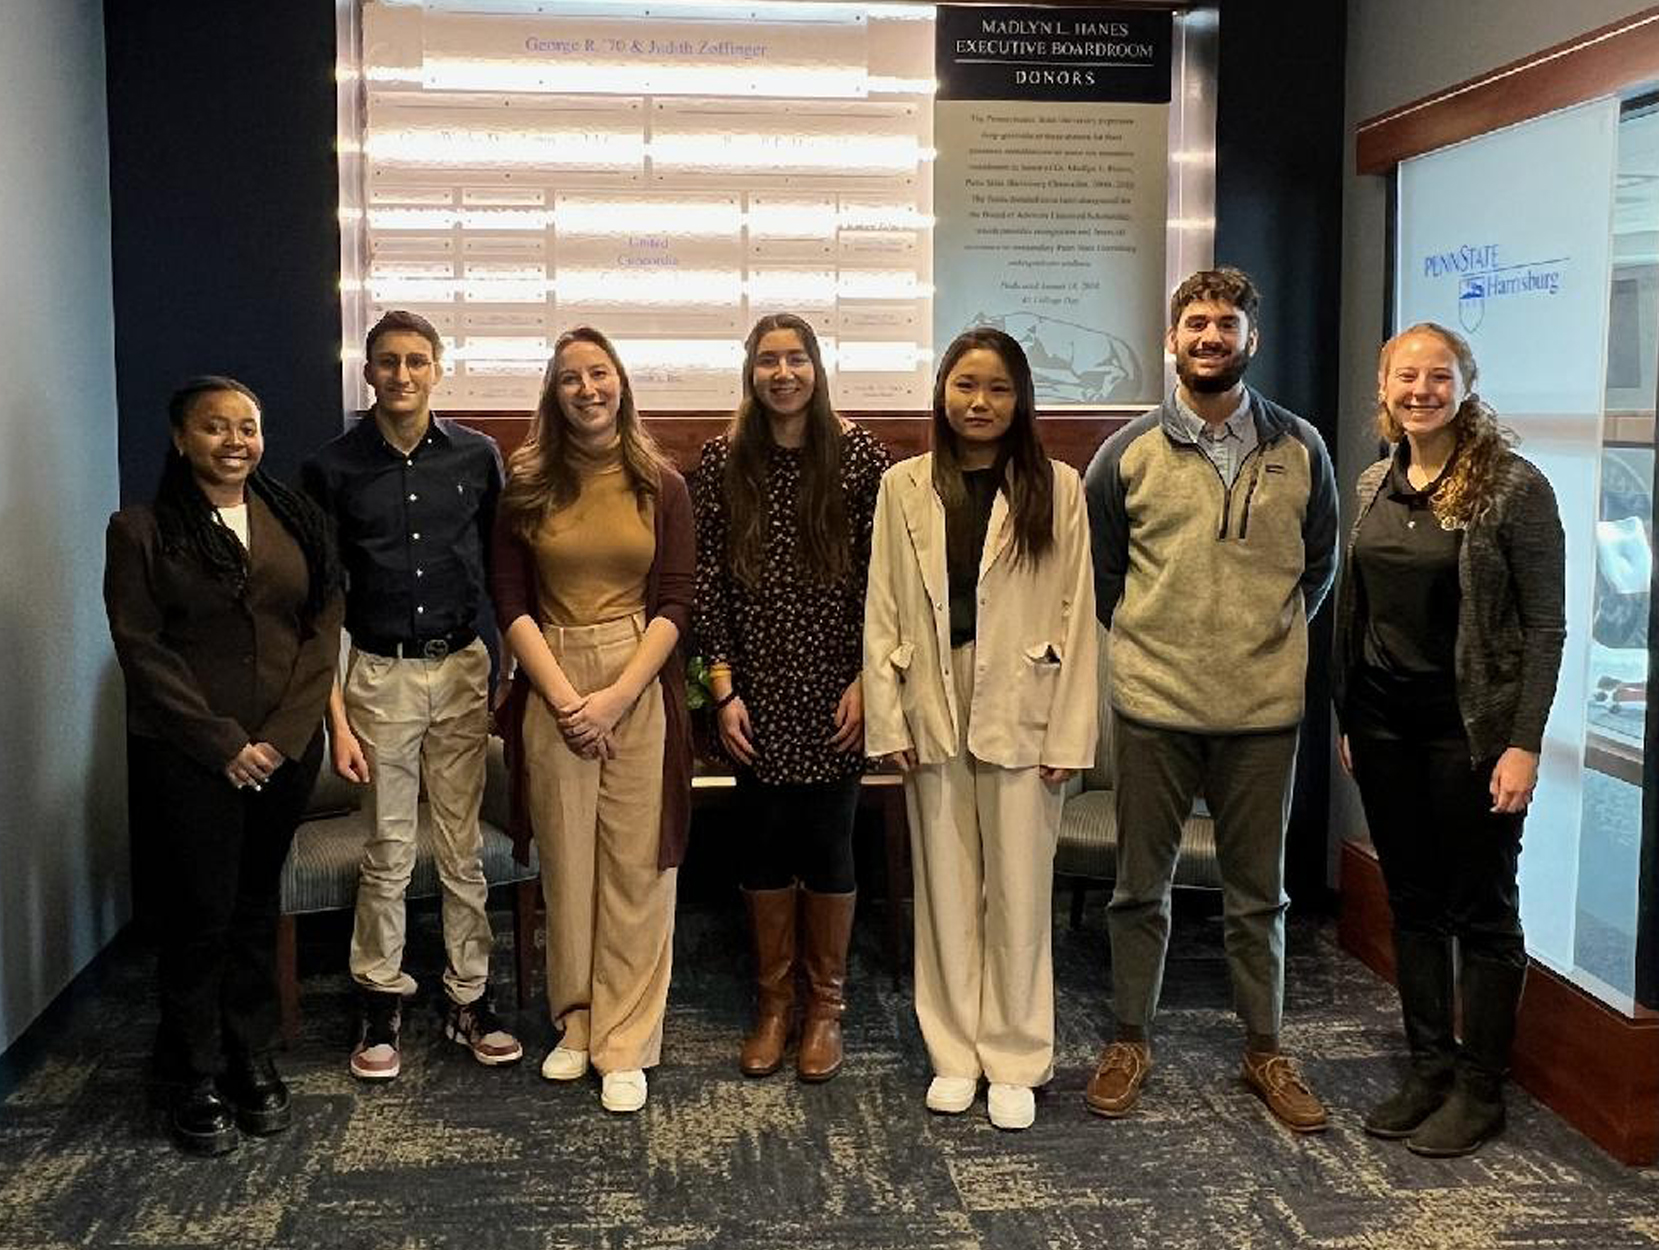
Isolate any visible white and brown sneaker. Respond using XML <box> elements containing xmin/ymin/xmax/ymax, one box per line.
<box><xmin>350</xmin><ymin>990</ymin><xmax>402</xmax><ymax>1081</ymax></box>
<box><xmin>443</xmin><ymin>991</ymin><xmax>523</xmax><ymax>1066</ymax></box>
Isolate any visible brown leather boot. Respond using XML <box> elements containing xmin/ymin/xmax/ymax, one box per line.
<box><xmin>739</xmin><ymin>886</ymin><xmax>797</xmax><ymax>1077</ymax></box>
<box><xmin>797</xmin><ymin>888</ymin><xmax>856</xmax><ymax>1082</ymax></box>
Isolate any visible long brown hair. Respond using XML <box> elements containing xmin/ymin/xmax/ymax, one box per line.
<box><xmin>501</xmin><ymin>326</ymin><xmax>669</xmax><ymax>541</ymax></box>
<box><xmin>723</xmin><ymin>313</ymin><xmax>848</xmax><ymax>587</ymax></box>
<box><xmin>931</xmin><ymin>327</ymin><xmax>1053</xmax><ymax>570</ymax></box>
<box><xmin>1375</xmin><ymin>321</ymin><xmax>1514</xmax><ymax>528</ymax></box>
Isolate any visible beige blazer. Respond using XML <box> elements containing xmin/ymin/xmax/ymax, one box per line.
<box><xmin>863</xmin><ymin>453</ymin><xmax>1098</xmax><ymax>769</ymax></box>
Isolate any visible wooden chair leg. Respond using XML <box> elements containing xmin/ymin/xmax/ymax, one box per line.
<box><xmin>277</xmin><ymin>913</ymin><xmax>300</xmax><ymax>1047</ymax></box>
<box><xmin>512</xmin><ymin>878</ymin><xmax>538</xmax><ymax>1010</ymax></box>
<box><xmin>879</xmin><ymin>784</ymin><xmax>910</xmax><ymax>990</ymax></box>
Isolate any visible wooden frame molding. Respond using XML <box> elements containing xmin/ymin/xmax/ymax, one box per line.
<box><xmin>1339</xmin><ymin>839</ymin><xmax>1659</xmax><ymax>1165</ymax></box>
<box><xmin>1356</xmin><ymin>7</ymin><xmax>1659</xmax><ymax>173</ymax></box>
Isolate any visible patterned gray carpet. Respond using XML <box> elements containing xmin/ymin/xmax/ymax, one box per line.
<box><xmin>3</xmin><ymin>892</ymin><xmax>1658</xmax><ymax>1249</ymax></box>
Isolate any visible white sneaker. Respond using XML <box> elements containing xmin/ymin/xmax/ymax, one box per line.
<box><xmin>987</xmin><ymin>1083</ymin><xmax>1035</xmax><ymax>1131</ymax></box>
<box><xmin>925</xmin><ymin>1075</ymin><xmax>978</xmax><ymax>1114</ymax></box>
<box><xmin>601</xmin><ymin>1068</ymin><xmax>648</xmax><ymax>1113</ymax></box>
<box><xmin>540</xmin><ymin>1047</ymin><xmax>588</xmax><ymax>1082</ymax></box>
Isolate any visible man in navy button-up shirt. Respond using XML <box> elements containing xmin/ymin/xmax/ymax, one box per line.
<box><xmin>302</xmin><ymin>311</ymin><xmax>521</xmax><ymax>1081</ymax></box>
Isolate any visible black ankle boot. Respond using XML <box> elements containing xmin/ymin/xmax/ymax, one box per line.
<box><xmin>1406</xmin><ymin>1074</ymin><xmax>1505</xmax><ymax>1156</ymax></box>
<box><xmin>1365</xmin><ymin>928</ymin><xmax>1455</xmax><ymax>1139</ymax></box>
<box><xmin>1407</xmin><ymin>951</ymin><xmax>1525</xmax><ymax>1158</ymax></box>
<box><xmin>220</xmin><ymin>1054</ymin><xmax>292</xmax><ymax>1136</ymax></box>
<box><xmin>170</xmin><ymin>1077</ymin><xmax>239</xmax><ymax>1157</ymax></box>
<box><xmin>1366</xmin><ymin>1070</ymin><xmax>1455</xmax><ymax>1139</ymax></box>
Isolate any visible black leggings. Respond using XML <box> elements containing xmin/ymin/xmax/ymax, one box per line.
<box><xmin>735</xmin><ymin>773</ymin><xmax>861</xmax><ymax>894</ymax></box>
<box><xmin>1346</xmin><ymin>668</ymin><xmax>1526</xmax><ymax>968</ymax></box>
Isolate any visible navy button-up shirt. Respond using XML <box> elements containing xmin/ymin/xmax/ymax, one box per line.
<box><xmin>302</xmin><ymin>414</ymin><xmax>503</xmax><ymax>642</ymax></box>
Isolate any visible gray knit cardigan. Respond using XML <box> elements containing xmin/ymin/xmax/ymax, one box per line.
<box><xmin>1332</xmin><ymin>446</ymin><xmax>1567</xmax><ymax>763</ymax></box>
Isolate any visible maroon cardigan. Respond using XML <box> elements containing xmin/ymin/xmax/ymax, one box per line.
<box><xmin>491</xmin><ymin>467</ymin><xmax>694</xmax><ymax>871</ymax></box>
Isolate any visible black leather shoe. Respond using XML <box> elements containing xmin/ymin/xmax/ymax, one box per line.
<box><xmin>219</xmin><ymin>1054</ymin><xmax>292</xmax><ymax>1136</ymax></box>
<box><xmin>170</xmin><ymin>1078</ymin><xmax>239</xmax><ymax>1156</ymax></box>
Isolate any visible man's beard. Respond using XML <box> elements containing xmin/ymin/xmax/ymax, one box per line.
<box><xmin>1177</xmin><ymin>347</ymin><xmax>1252</xmax><ymax>394</ymax></box>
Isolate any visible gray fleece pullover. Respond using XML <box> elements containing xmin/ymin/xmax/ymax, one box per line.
<box><xmin>1084</xmin><ymin>389</ymin><xmax>1339</xmax><ymax>733</ymax></box>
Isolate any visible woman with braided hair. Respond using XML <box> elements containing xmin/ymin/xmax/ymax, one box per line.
<box><xmin>105</xmin><ymin>376</ymin><xmax>341</xmax><ymax>1155</ymax></box>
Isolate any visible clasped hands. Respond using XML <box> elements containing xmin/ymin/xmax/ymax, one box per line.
<box><xmin>553</xmin><ymin>683</ymin><xmax>632</xmax><ymax>759</ymax></box>
<box><xmin>225</xmin><ymin>741</ymin><xmax>284</xmax><ymax>791</ymax></box>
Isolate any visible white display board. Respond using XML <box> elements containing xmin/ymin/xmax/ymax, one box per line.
<box><xmin>349</xmin><ymin>0</ymin><xmax>937</xmax><ymax>409</ymax></box>
<box><xmin>1396</xmin><ymin>97</ymin><xmax>1620</xmax><ymax>975</ymax></box>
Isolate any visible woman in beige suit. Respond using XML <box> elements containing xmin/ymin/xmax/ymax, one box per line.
<box><xmin>864</xmin><ymin>328</ymin><xmax>1097</xmax><ymax>1130</ymax></box>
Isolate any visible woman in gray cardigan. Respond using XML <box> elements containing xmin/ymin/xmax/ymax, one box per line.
<box><xmin>1333</xmin><ymin>322</ymin><xmax>1565</xmax><ymax>1157</ymax></box>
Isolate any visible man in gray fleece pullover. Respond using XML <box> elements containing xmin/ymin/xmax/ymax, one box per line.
<box><xmin>1081</xmin><ymin>267</ymin><xmax>1338</xmax><ymax>1134</ymax></box>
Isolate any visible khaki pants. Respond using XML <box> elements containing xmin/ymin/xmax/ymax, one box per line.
<box><xmin>906</xmin><ymin>643</ymin><xmax>1064</xmax><ymax>1087</ymax></box>
<box><xmin>345</xmin><ymin>638</ymin><xmax>493</xmax><ymax>1004</ymax></box>
<box><xmin>523</xmin><ymin>613</ymin><xmax>675</xmax><ymax>1073</ymax></box>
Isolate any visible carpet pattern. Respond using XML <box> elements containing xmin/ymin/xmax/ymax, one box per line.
<box><xmin>2</xmin><ymin>897</ymin><xmax>1657</xmax><ymax>1249</ymax></box>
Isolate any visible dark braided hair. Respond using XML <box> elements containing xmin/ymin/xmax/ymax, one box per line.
<box><xmin>155</xmin><ymin>376</ymin><xmax>340</xmax><ymax>621</ymax></box>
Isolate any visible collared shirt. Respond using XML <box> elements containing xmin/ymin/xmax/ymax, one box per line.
<box><xmin>1174</xmin><ymin>389</ymin><xmax>1256</xmax><ymax>488</ymax></box>
<box><xmin>1354</xmin><ymin>440</ymin><xmax>1462</xmax><ymax>683</ymax></box>
<box><xmin>302</xmin><ymin>413</ymin><xmax>503</xmax><ymax>642</ymax></box>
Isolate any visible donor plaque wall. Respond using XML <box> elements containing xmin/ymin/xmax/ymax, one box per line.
<box><xmin>340</xmin><ymin>0</ymin><xmax>1181</xmax><ymax>411</ymax></box>
<box><xmin>933</xmin><ymin>5</ymin><xmax>1170</xmax><ymax>404</ymax></box>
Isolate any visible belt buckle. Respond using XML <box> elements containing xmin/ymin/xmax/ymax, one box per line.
<box><xmin>421</xmin><ymin>637</ymin><xmax>450</xmax><ymax>661</ymax></box>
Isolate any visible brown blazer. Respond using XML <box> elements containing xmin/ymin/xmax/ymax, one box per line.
<box><xmin>104</xmin><ymin>496</ymin><xmax>343</xmax><ymax>772</ymax></box>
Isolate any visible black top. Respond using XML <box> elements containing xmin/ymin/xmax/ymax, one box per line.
<box><xmin>948</xmin><ymin>468</ymin><xmax>1001</xmax><ymax>648</ymax></box>
<box><xmin>1354</xmin><ymin>444</ymin><xmax>1462</xmax><ymax>680</ymax></box>
<box><xmin>1334</xmin><ymin>446</ymin><xmax>1566</xmax><ymax>760</ymax></box>
<box><xmin>301</xmin><ymin>414</ymin><xmax>503</xmax><ymax>642</ymax></box>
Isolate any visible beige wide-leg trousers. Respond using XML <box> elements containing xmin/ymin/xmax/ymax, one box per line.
<box><xmin>523</xmin><ymin>612</ymin><xmax>675</xmax><ymax>1073</ymax></box>
<box><xmin>346</xmin><ymin>638</ymin><xmax>494</xmax><ymax>1004</ymax></box>
<box><xmin>906</xmin><ymin>642</ymin><xmax>1064</xmax><ymax>1088</ymax></box>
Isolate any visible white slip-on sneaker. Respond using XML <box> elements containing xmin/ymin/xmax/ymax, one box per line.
<box><xmin>987</xmin><ymin>1083</ymin><xmax>1035</xmax><ymax>1131</ymax></box>
<box><xmin>925</xmin><ymin>1075</ymin><xmax>978</xmax><ymax>1114</ymax></box>
<box><xmin>540</xmin><ymin>1047</ymin><xmax>589</xmax><ymax>1082</ymax></box>
<box><xmin>601</xmin><ymin>1068</ymin><xmax>648</xmax><ymax>1113</ymax></box>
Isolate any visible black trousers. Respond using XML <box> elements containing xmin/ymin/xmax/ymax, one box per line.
<box><xmin>1346</xmin><ymin>668</ymin><xmax>1526</xmax><ymax>968</ymax></box>
<box><xmin>734</xmin><ymin>773</ymin><xmax>861</xmax><ymax>894</ymax></box>
<box><xmin>131</xmin><ymin>730</ymin><xmax>323</xmax><ymax>1078</ymax></box>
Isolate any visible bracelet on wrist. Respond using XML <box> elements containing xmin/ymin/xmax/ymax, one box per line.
<box><xmin>712</xmin><ymin>689</ymin><xmax>740</xmax><ymax>711</ymax></box>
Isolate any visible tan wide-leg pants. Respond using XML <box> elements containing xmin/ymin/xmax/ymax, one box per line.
<box><xmin>523</xmin><ymin>613</ymin><xmax>675</xmax><ymax>1073</ymax></box>
<box><xmin>346</xmin><ymin>638</ymin><xmax>494</xmax><ymax>1004</ymax></box>
<box><xmin>906</xmin><ymin>643</ymin><xmax>1064</xmax><ymax>1088</ymax></box>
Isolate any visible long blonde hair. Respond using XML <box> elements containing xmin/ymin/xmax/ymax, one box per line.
<box><xmin>501</xmin><ymin>326</ymin><xmax>669</xmax><ymax>541</ymax></box>
<box><xmin>1375</xmin><ymin>321</ymin><xmax>1514</xmax><ymax>528</ymax></box>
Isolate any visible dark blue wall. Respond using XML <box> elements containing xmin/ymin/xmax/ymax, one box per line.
<box><xmin>1214</xmin><ymin>0</ymin><xmax>1349</xmax><ymax>901</ymax></box>
<box><xmin>105</xmin><ymin>0</ymin><xmax>342</xmax><ymax>500</ymax></box>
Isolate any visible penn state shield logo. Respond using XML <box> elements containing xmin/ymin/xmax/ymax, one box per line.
<box><xmin>1458</xmin><ymin>276</ymin><xmax>1486</xmax><ymax>333</ymax></box>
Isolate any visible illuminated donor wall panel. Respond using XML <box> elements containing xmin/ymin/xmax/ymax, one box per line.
<box><xmin>1396</xmin><ymin>99</ymin><xmax>1621</xmax><ymax>994</ymax></box>
<box><xmin>343</xmin><ymin>0</ymin><xmax>938</xmax><ymax>409</ymax></box>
